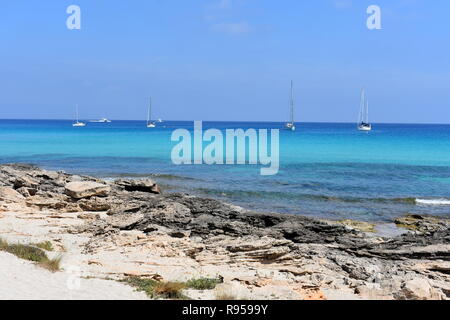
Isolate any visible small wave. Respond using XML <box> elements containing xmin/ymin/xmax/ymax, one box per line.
<box><xmin>100</xmin><ymin>172</ymin><xmax>199</xmax><ymax>181</ymax></box>
<box><xmin>379</xmin><ymin>197</ymin><xmax>417</xmax><ymax>205</ymax></box>
<box><xmin>193</xmin><ymin>187</ymin><xmax>450</xmax><ymax>207</ymax></box>
<box><xmin>415</xmin><ymin>198</ymin><xmax>450</xmax><ymax>206</ymax></box>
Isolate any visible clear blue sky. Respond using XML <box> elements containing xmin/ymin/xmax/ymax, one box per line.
<box><xmin>0</xmin><ymin>0</ymin><xmax>449</xmax><ymax>123</ymax></box>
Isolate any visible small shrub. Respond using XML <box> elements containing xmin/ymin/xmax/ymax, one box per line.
<box><xmin>123</xmin><ymin>277</ymin><xmax>158</xmax><ymax>297</ymax></box>
<box><xmin>33</xmin><ymin>241</ymin><xmax>54</xmax><ymax>251</ymax></box>
<box><xmin>123</xmin><ymin>277</ymin><xmax>187</xmax><ymax>299</ymax></box>
<box><xmin>186</xmin><ymin>277</ymin><xmax>222</xmax><ymax>290</ymax></box>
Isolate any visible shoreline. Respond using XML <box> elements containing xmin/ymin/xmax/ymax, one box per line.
<box><xmin>7</xmin><ymin>162</ymin><xmax>450</xmax><ymax>225</ymax></box>
<box><xmin>0</xmin><ymin>163</ymin><xmax>449</xmax><ymax>300</ymax></box>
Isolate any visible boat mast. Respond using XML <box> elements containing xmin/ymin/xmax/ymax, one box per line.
<box><xmin>365</xmin><ymin>99</ymin><xmax>369</xmax><ymax>124</ymax></box>
<box><xmin>147</xmin><ymin>98</ymin><xmax>151</xmax><ymax>125</ymax></box>
<box><xmin>75</xmin><ymin>104</ymin><xmax>79</xmax><ymax>123</ymax></box>
<box><xmin>290</xmin><ymin>80</ymin><xmax>294</xmax><ymax>124</ymax></box>
<box><xmin>358</xmin><ymin>88</ymin><xmax>365</xmax><ymax>125</ymax></box>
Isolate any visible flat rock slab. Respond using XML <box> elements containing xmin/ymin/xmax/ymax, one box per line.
<box><xmin>65</xmin><ymin>182</ymin><xmax>111</xmax><ymax>199</ymax></box>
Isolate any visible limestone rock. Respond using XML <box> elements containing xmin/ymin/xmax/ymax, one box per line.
<box><xmin>65</xmin><ymin>181</ymin><xmax>111</xmax><ymax>199</ymax></box>
<box><xmin>395</xmin><ymin>214</ymin><xmax>450</xmax><ymax>233</ymax></box>
<box><xmin>0</xmin><ymin>187</ymin><xmax>25</xmax><ymax>203</ymax></box>
<box><xmin>115</xmin><ymin>179</ymin><xmax>161</xmax><ymax>194</ymax></box>
<box><xmin>336</xmin><ymin>219</ymin><xmax>376</xmax><ymax>233</ymax></box>
<box><xmin>78</xmin><ymin>198</ymin><xmax>111</xmax><ymax>212</ymax></box>
<box><xmin>25</xmin><ymin>196</ymin><xmax>70</xmax><ymax>211</ymax></box>
<box><xmin>400</xmin><ymin>279</ymin><xmax>445</xmax><ymax>300</ymax></box>
<box><xmin>106</xmin><ymin>213</ymin><xmax>144</xmax><ymax>230</ymax></box>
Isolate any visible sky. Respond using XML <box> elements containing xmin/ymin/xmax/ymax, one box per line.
<box><xmin>0</xmin><ymin>0</ymin><xmax>449</xmax><ymax>123</ymax></box>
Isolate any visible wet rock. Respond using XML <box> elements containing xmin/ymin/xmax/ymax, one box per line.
<box><xmin>65</xmin><ymin>181</ymin><xmax>111</xmax><ymax>199</ymax></box>
<box><xmin>395</xmin><ymin>214</ymin><xmax>450</xmax><ymax>234</ymax></box>
<box><xmin>336</xmin><ymin>219</ymin><xmax>376</xmax><ymax>233</ymax></box>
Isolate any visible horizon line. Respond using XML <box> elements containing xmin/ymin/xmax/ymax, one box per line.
<box><xmin>1</xmin><ymin>118</ymin><xmax>450</xmax><ymax>126</ymax></box>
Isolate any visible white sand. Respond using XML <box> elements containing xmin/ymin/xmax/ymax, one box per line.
<box><xmin>0</xmin><ymin>252</ymin><xmax>148</xmax><ymax>300</ymax></box>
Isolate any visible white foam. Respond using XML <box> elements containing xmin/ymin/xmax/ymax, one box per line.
<box><xmin>416</xmin><ymin>198</ymin><xmax>450</xmax><ymax>206</ymax></box>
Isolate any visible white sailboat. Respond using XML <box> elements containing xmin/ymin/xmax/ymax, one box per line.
<box><xmin>285</xmin><ymin>80</ymin><xmax>296</xmax><ymax>131</ymax></box>
<box><xmin>147</xmin><ymin>98</ymin><xmax>156</xmax><ymax>128</ymax></box>
<box><xmin>357</xmin><ymin>88</ymin><xmax>372</xmax><ymax>131</ymax></box>
<box><xmin>72</xmin><ymin>104</ymin><xmax>86</xmax><ymax>127</ymax></box>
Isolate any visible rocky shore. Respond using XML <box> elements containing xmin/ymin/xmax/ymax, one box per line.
<box><xmin>0</xmin><ymin>163</ymin><xmax>449</xmax><ymax>300</ymax></box>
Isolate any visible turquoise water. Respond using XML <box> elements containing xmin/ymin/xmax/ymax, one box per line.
<box><xmin>1</xmin><ymin>119</ymin><xmax>450</xmax><ymax>222</ymax></box>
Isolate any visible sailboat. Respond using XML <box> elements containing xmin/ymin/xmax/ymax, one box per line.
<box><xmin>147</xmin><ymin>98</ymin><xmax>156</xmax><ymax>128</ymax></box>
<box><xmin>285</xmin><ymin>80</ymin><xmax>296</xmax><ymax>131</ymax></box>
<box><xmin>72</xmin><ymin>104</ymin><xmax>86</xmax><ymax>127</ymax></box>
<box><xmin>357</xmin><ymin>88</ymin><xmax>372</xmax><ymax>131</ymax></box>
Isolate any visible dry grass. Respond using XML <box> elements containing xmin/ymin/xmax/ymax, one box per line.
<box><xmin>32</xmin><ymin>241</ymin><xmax>54</xmax><ymax>251</ymax></box>
<box><xmin>215</xmin><ymin>287</ymin><xmax>238</xmax><ymax>300</ymax></box>
<box><xmin>153</xmin><ymin>282</ymin><xmax>186</xmax><ymax>299</ymax></box>
<box><xmin>0</xmin><ymin>238</ymin><xmax>61</xmax><ymax>272</ymax></box>
<box><xmin>123</xmin><ymin>277</ymin><xmax>188</xmax><ymax>299</ymax></box>
<box><xmin>40</xmin><ymin>256</ymin><xmax>62</xmax><ymax>272</ymax></box>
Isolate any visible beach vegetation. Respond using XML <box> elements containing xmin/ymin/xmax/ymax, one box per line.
<box><xmin>214</xmin><ymin>287</ymin><xmax>238</xmax><ymax>300</ymax></box>
<box><xmin>123</xmin><ymin>276</ymin><xmax>188</xmax><ymax>299</ymax></box>
<box><xmin>32</xmin><ymin>241</ymin><xmax>54</xmax><ymax>251</ymax></box>
<box><xmin>186</xmin><ymin>277</ymin><xmax>222</xmax><ymax>290</ymax></box>
<box><xmin>0</xmin><ymin>238</ymin><xmax>61</xmax><ymax>272</ymax></box>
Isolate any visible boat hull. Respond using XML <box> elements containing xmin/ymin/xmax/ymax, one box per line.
<box><xmin>285</xmin><ymin>123</ymin><xmax>296</xmax><ymax>131</ymax></box>
<box><xmin>358</xmin><ymin>125</ymin><xmax>372</xmax><ymax>131</ymax></box>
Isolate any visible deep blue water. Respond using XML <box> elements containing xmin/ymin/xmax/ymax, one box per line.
<box><xmin>1</xmin><ymin>119</ymin><xmax>450</xmax><ymax>222</ymax></box>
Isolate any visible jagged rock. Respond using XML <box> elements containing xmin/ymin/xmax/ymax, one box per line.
<box><xmin>77</xmin><ymin>213</ymin><xmax>100</xmax><ymax>220</ymax></box>
<box><xmin>15</xmin><ymin>187</ymin><xmax>37</xmax><ymax>197</ymax></box>
<box><xmin>78</xmin><ymin>198</ymin><xmax>111</xmax><ymax>212</ymax></box>
<box><xmin>395</xmin><ymin>214</ymin><xmax>450</xmax><ymax>233</ymax></box>
<box><xmin>114</xmin><ymin>179</ymin><xmax>161</xmax><ymax>194</ymax></box>
<box><xmin>0</xmin><ymin>187</ymin><xmax>25</xmax><ymax>203</ymax></box>
<box><xmin>225</xmin><ymin>237</ymin><xmax>293</xmax><ymax>262</ymax></box>
<box><xmin>13</xmin><ymin>175</ymin><xmax>39</xmax><ymax>189</ymax></box>
<box><xmin>106</xmin><ymin>213</ymin><xmax>144</xmax><ymax>230</ymax></box>
<box><xmin>399</xmin><ymin>279</ymin><xmax>445</xmax><ymax>300</ymax></box>
<box><xmin>25</xmin><ymin>196</ymin><xmax>72</xmax><ymax>211</ymax></box>
<box><xmin>65</xmin><ymin>181</ymin><xmax>111</xmax><ymax>199</ymax></box>
<box><xmin>35</xmin><ymin>170</ymin><xmax>60</xmax><ymax>180</ymax></box>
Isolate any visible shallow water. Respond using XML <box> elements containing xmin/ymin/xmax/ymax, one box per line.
<box><xmin>1</xmin><ymin>120</ymin><xmax>450</xmax><ymax>222</ymax></box>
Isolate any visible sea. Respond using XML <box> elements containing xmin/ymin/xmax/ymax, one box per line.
<box><xmin>1</xmin><ymin>119</ymin><xmax>450</xmax><ymax>222</ymax></box>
